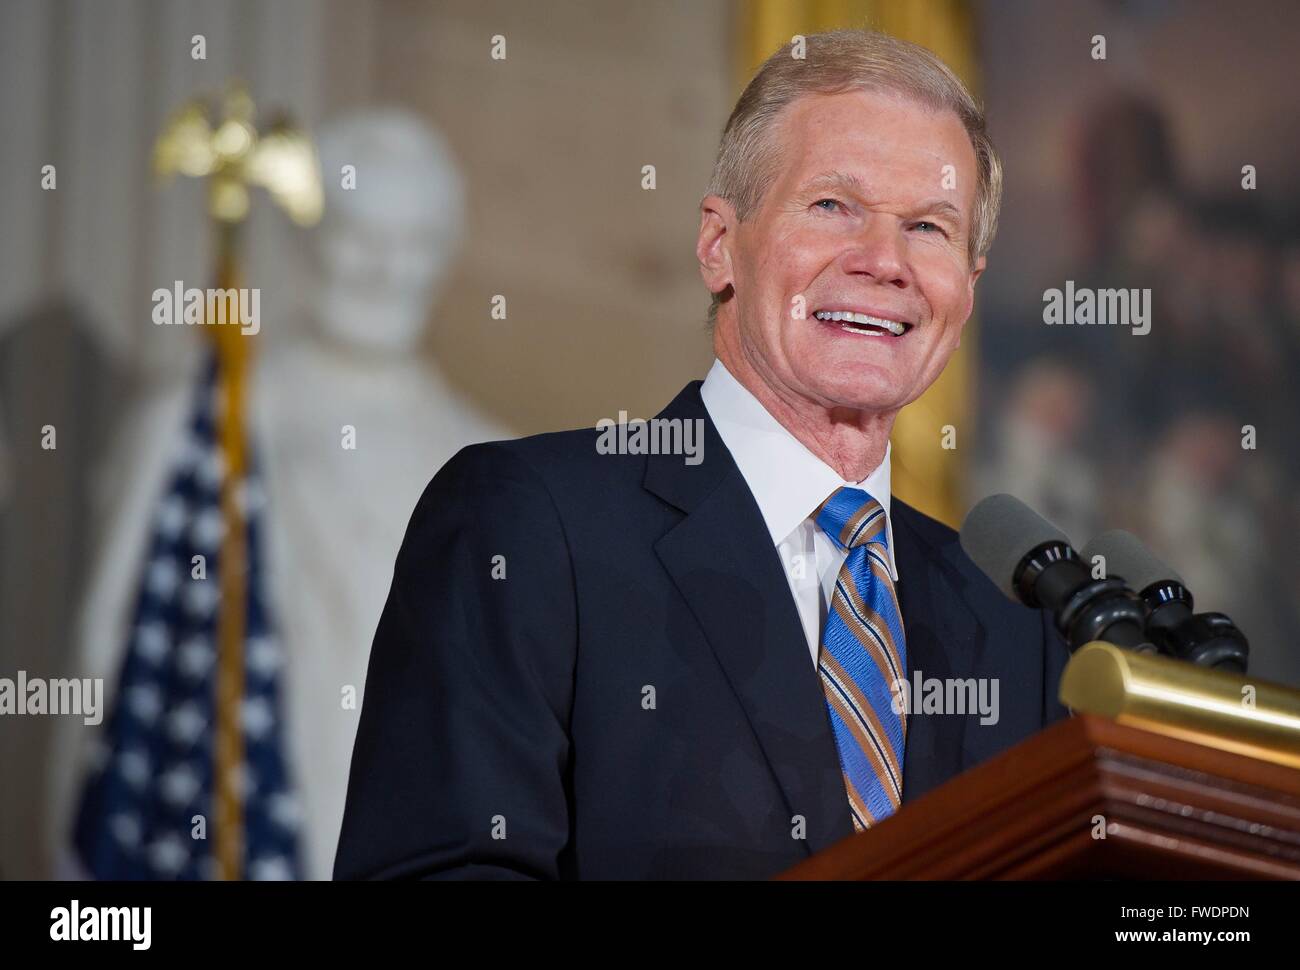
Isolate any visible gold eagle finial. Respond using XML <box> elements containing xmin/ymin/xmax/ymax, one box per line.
<box><xmin>153</xmin><ymin>81</ymin><xmax>322</xmax><ymax>226</ymax></box>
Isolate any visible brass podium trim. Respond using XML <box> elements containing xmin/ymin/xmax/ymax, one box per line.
<box><xmin>1060</xmin><ymin>641</ymin><xmax>1300</xmax><ymax>771</ymax></box>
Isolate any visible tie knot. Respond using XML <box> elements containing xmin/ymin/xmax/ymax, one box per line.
<box><xmin>815</xmin><ymin>487</ymin><xmax>887</xmax><ymax>551</ymax></box>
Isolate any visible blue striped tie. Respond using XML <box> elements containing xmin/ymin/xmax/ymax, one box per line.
<box><xmin>814</xmin><ymin>487</ymin><xmax>907</xmax><ymax>832</ymax></box>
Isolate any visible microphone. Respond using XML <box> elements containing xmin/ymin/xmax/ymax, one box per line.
<box><xmin>959</xmin><ymin>494</ymin><xmax>1154</xmax><ymax>654</ymax></box>
<box><xmin>1080</xmin><ymin>530</ymin><xmax>1249</xmax><ymax>672</ymax></box>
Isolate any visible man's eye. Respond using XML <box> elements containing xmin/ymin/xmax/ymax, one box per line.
<box><xmin>912</xmin><ymin>221</ymin><xmax>946</xmax><ymax>235</ymax></box>
<box><xmin>813</xmin><ymin>198</ymin><xmax>844</xmax><ymax>212</ymax></box>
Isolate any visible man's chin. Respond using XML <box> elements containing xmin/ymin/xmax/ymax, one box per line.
<box><xmin>799</xmin><ymin>370</ymin><xmax>917</xmax><ymax>416</ymax></box>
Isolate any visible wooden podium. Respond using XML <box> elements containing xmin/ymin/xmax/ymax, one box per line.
<box><xmin>777</xmin><ymin>714</ymin><xmax>1300</xmax><ymax>880</ymax></box>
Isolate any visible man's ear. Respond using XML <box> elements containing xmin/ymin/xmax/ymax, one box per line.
<box><xmin>697</xmin><ymin>194</ymin><xmax>736</xmax><ymax>298</ymax></box>
<box><xmin>954</xmin><ymin>254</ymin><xmax>987</xmax><ymax>349</ymax></box>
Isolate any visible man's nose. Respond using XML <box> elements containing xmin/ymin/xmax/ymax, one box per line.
<box><xmin>840</xmin><ymin>215</ymin><xmax>910</xmax><ymax>288</ymax></box>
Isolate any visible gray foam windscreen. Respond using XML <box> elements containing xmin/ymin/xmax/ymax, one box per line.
<box><xmin>959</xmin><ymin>493</ymin><xmax>1070</xmax><ymax>601</ymax></box>
<box><xmin>1080</xmin><ymin>529</ymin><xmax>1181</xmax><ymax>592</ymax></box>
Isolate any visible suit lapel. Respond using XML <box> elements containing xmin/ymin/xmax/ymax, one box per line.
<box><xmin>891</xmin><ymin>500</ymin><xmax>984</xmax><ymax>803</ymax></box>
<box><xmin>642</xmin><ymin>382</ymin><xmax>989</xmax><ymax>846</ymax></box>
<box><xmin>645</xmin><ymin>383</ymin><xmax>854</xmax><ymax>857</ymax></box>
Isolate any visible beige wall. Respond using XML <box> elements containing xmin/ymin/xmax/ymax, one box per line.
<box><xmin>364</xmin><ymin>0</ymin><xmax>731</xmax><ymax>432</ymax></box>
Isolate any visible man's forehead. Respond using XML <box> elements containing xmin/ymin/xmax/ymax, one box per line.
<box><xmin>776</xmin><ymin>89</ymin><xmax>974</xmax><ymax>165</ymax></box>
<box><xmin>783</xmin><ymin>86</ymin><xmax>959</xmax><ymax>126</ymax></box>
<box><xmin>769</xmin><ymin>94</ymin><xmax>977</xmax><ymax>208</ymax></box>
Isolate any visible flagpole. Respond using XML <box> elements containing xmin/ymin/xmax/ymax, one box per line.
<box><xmin>152</xmin><ymin>83</ymin><xmax>322</xmax><ymax>880</ymax></box>
<box><xmin>211</xmin><ymin>219</ymin><xmax>249</xmax><ymax>881</ymax></box>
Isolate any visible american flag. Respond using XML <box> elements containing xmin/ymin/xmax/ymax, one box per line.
<box><xmin>73</xmin><ymin>353</ymin><xmax>302</xmax><ymax>879</ymax></box>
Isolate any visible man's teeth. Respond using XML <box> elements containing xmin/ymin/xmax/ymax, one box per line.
<box><xmin>813</xmin><ymin>310</ymin><xmax>908</xmax><ymax>336</ymax></box>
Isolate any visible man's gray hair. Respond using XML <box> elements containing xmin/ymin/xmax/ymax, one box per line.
<box><xmin>704</xmin><ymin>28</ymin><xmax>1002</xmax><ymax>327</ymax></box>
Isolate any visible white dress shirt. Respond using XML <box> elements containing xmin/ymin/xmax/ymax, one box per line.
<box><xmin>700</xmin><ymin>358</ymin><xmax>898</xmax><ymax>670</ymax></box>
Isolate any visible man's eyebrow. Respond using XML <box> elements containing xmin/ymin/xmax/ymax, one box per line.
<box><xmin>913</xmin><ymin>198</ymin><xmax>965</xmax><ymax>227</ymax></box>
<box><xmin>797</xmin><ymin>171</ymin><xmax>866</xmax><ymax>197</ymax></box>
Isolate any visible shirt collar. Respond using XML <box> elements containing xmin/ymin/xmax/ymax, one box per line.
<box><xmin>700</xmin><ymin>358</ymin><xmax>897</xmax><ymax>575</ymax></box>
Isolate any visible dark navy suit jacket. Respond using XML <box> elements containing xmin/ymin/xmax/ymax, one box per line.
<box><xmin>334</xmin><ymin>381</ymin><xmax>1071</xmax><ymax>879</ymax></box>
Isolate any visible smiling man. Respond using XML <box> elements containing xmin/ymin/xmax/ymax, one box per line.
<box><xmin>335</xmin><ymin>29</ymin><xmax>1071</xmax><ymax>880</ymax></box>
